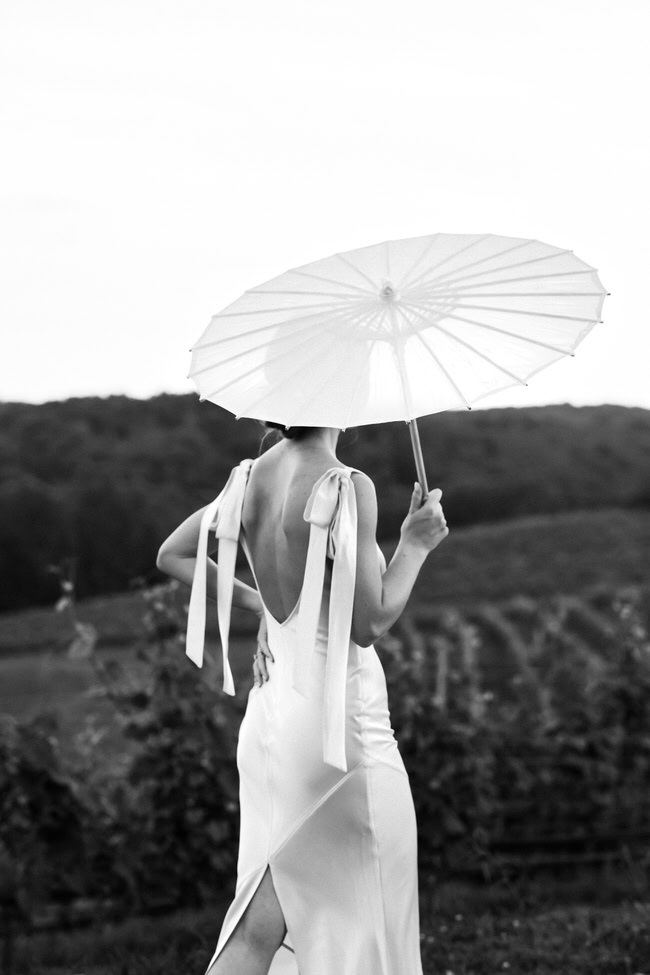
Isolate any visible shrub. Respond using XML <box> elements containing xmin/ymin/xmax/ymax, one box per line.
<box><xmin>0</xmin><ymin>712</ymin><xmax>89</xmax><ymax>914</ymax></box>
<box><xmin>79</xmin><ymin>582</ymin><xmax>241</xmax><ymax>911</ymax></box>
<box><xmin>382</xmin><ymin>589</ymin><xmax>650</xmax><ymax>876</ymax></box>
<box><xmin>3</xmin><ymin>580</ymin><xmax>650</xmax><ymax>921</ymax></box>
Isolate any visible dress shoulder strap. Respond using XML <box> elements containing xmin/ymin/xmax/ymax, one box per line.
<box><xmin>293</xmin><ymin>466</ymin><xmax>361</xmax><ymax>772</ymax></box>
<box><xmin>185</xmin><ymin>458</ymin><xmax>254</xmax><ymax>694</ymax></box>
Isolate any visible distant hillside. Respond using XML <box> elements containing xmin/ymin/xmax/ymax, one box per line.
<box><xmin>413</xmin><ymin>506</ymin><xmax>650</xmax><ymax>607</ymax></box>
<box><xmin>0</xmin><ymin>395</ymin><xmax>649</xmax><ymax>611</ymax></box>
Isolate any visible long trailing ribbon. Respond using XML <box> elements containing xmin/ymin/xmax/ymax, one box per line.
<box><xmin>185</xmin><ymin>459</ymin><xmax>254</xmax><ymax>694</ymax></box>
<box><xmin>294</xmin><ymin>468</ymin><xmax>358</xmax><ymax>772</ymax></box>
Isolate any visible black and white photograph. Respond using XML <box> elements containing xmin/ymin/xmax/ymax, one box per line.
<box><xmin>1</xmin><ymin>1</ymin><xmax>649</xmax><ymax>973</ymax></box>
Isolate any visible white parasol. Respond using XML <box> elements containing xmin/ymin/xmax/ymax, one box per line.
<box><xmin>189</xmin><ymin>233</ymin><xmax>608</xmax><ymax>490</ymax></box>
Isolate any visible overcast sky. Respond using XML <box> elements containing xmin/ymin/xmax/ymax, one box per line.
<box><xmin>1</xmin><ymin>0</ymin><xmax>648</xmax><ymax>411</ymax></box>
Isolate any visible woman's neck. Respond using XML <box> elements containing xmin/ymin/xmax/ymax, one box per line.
<box><xmin>286</xmin><ymin>427</ymin><xmax>340</xmax><ymax>457</ymax></box>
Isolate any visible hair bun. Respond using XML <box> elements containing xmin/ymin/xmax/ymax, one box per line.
<box><xmin>264</xmin><ymin>421</ymin><xmax>307</xmax><ymax>440</ymax></box>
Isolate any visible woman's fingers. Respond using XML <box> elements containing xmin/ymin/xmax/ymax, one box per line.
<box><xmin>253</xmin><ymin>656</ymin><xmax>262</xmax><ymax>686</ymax></box>
<box><xmin>253</xmin><ymin>654</ymin><xmax>269</xmax><ymax>685</ymax></box>
<box><xmin>257</xmin><ymin>654</ymin><xmax>267</xmax><ymax>683</ymax></box>
<box><xmin>408</xmin><ymin>484</ymin><xmax>443</xmax><ymax>516</ymax></box>
<box><xmin>258</xmin><ymin>618</ymin><xmax>273</xmax><ymax>659</ymax></box>
<box><xmin>408</xmin><ymin>482</ymin><xmax>423</xmax><ymax>513</ymax></box>
<box><xmin>256</xmin><ymin>615</ymin><xmax>273</xmax><ymax>658</ymax></box>
<box><xmin>253</xmin><ymin>614</ymin><xmax>274</xmax><ymax>685</ymax></box>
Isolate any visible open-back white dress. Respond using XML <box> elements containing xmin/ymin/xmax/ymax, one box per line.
<box><xmin>186</xmin><ymin>459</ymin><xmax>423</xmax><ymax>975</ymax></box>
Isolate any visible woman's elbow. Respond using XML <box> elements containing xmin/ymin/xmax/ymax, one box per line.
<box><xmin>156</xmin><ymin>545</ymin><xmax>173</xmax><ymax>574</ymax></box>
<box><xmin>351</xmin><ymin>620</ymin><xmax>384</xmax><ymax>648</ymax></box>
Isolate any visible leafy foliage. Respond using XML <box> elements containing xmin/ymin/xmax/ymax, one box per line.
<box><xmin>72</xmin><ymin>582</ymin><xmax>241</xmax><ymax>910</ymax></box>
<box><xmin>2</xmin><ymin>581</ymin><xmax>650</xmax><ymax>921</ymax></box>
<box><xmin>0</xmin><ymin>713</ymin><xmax>89</xmax><ymax>915</ymax></box>
<box><xmin>383</xmin><ymin>588</ymin><xmax>650</xmax><ymax>875</ymax></box>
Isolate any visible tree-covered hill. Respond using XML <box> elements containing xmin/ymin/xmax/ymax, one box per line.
<box><xmin>0</xmin><ymin>395</ymin><xmax>649</xmax><ymax>611</ymax></box>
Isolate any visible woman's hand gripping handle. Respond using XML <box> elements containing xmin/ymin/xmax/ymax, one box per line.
<box><xmin>400</xmin><ymin>483</ymin><xmax>449</xmax><ymax>555</ymax></box>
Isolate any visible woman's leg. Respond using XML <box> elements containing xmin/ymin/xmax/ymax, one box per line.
<box><xmin>208</xmin><ymin>867</ymin><xmax>287</xmax><ymax>975</ymax></box>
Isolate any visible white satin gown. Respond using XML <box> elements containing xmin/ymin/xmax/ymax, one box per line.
<box><xmin>186</xmin><ymin>459</ymin><xmax>423</xmax><ymax>975</ymax></box>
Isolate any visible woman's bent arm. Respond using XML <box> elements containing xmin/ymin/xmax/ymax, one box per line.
<box><xmin>350</xmin><ymin>475</ymin><xmax>448</xmax><ymax>646</ymax></box>
<box><xmin>156</xmin><ymin>505</ymin><xmax>263</xmax><ymax>615</ymax></box>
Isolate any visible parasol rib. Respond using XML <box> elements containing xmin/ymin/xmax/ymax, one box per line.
<box><xmin>401</xmin><ymin>238</ymin><xmax>535</xmax><ymax>292</ymax></box>
<box><xmin>452</xmin><ymin>302</ymin><xmax>600</xmax><ymax>324</ymax></box>
<box><xmin>412</xmin><ymin>247</ymin><xmax>573</xmax><ymax>290</ymax></box>
<box><xmin>282</xmin><ymin>339</ymin><xmax>366</xmax><ymax>428</ymax></box>
<box><xmin>339</xmin><ymin>308</ymin><xmax>385</xmax><ymax>433</ymax></box>
<box><xmin>200</xmin><ymin>297</ymin><xmax>377</xmax><ymax>399</ymax></box>
<box><xmin>402</xmin><ymin>300</ymin><xmax>527</xmax><ymax>385</ymax></box>
<box><xmin>401</xmin><ymin>234</ymin><xmax>491</xmax><ymax>292</ymax></box>
<box><xmin>390</xmin><ymin>326</ymin><xmax>416</xmax><ymax>420</ymax></box>
<box><xmin>413</xmin><ymin>267</ymin><xmax>596</xmax><ymax>296</ymax></box>
<box><xmin>191</xmin><ymin>323</ymin><xmax>328</xmax><ymax>378</ymax></box>
<box><xmin>439</xmin><ymin>311</ymin><xmax>578</xmax><ymax>354</ymax></box>
<box><xmin>192</xmin><ymin>305</ymin><xmax>357</xmax><ymax>352</ymax></box>
<box><xmin>415</xmin><ymin>332</ymin><xmax>473</xmax><ymax>410</ymax></box>
<box><xmin>394</xmin><ymin>305</ymin><xmax>472</xmax><ymax>410</ymax></box>
<box><xmin>201</xmin><ymin>327</ymin><xmax>333</xmax><ymax>402</ymax></box>
<box><xmin>395</xmin><ymin>234</ymin><xmax>441</xmax><ymax>292</ymax></box>
<box><xmin>211</xmin><ymin>299</ymin><xmax>363</xmax><ymax>319</ymax></box>
<box><xmin>291</xmin><ymin>269</ymin><xmax>374</xmax><ymax>296</ymax></box>
<box><xmin>246</xmin><ymin>288</ymin><xmax>371</xmax><ymax>301</ymax></box>
<box><xmin>334</xmin><ymin>252</ymin><xmax>381</xmax><ymax>290</ymax></box>
<box><xmin>410</xmin><ymin>291</ymin><xmax>604</xmax><ymax>299</ymax></box>
<box><xmin>241</xmin><ymin>303</ymin><xmax>378</xmax><ymax>423</ymax></box>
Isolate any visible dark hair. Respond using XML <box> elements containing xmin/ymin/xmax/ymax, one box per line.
<box><xmin>258</xmin><ymin>421</ymin><xmax>356</xmax><ymax>454</ymax></box>
<box><xmin>263</xmin><ymin>421</ymin><xmax>309</xmax><ymax>441</ymax></box>
<box><xmin>258</xmin><ymin>421</ymin><xmax>311</xmax><ymax>453</ymax></box>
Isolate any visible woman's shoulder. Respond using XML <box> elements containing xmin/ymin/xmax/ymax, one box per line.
<box><xmin>346</xmin><ymin>466</ymin><xmax>373</xmax><ymax>486</ymax></box>
<box><xmin>344</xmin><ymin>468</ymin><xmax>377</xmax><ymax>525</ymax></box>
<box><xmin>299</xmin><ymin>462</ymin><xmax>375</xmax><ymax>496</ymax></box>
<box><xmin>305</xmin><ymin>463</ymin><xmax>376</xmax><ymax>501</ymax></box>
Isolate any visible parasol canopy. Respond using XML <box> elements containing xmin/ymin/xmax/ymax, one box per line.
<box><xmin>189</xmin><ymin>233</ymin><xmax>607</xmax><ymax>487</ymax></box>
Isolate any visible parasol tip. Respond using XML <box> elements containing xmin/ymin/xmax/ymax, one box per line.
<box><xmin>380</xmin><ymin>282</ymin><xmax>398</xmax><ymax>302</ymax></box>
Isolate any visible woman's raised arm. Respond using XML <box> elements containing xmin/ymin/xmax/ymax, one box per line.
<box><xmin>156</xmin><ymin>506</ymin><xmax>262</xmax><ymax>616</ymax></box>
<box><xmin>350</xmin><ymin>474</ymin><xmax>448</xmax><ymax>647</ymax></box>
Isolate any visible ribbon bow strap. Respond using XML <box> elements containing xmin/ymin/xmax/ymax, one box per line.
<box><xmin>294</xmin><ymin>468</ymin><xmax>358</xmax><ymax>772</ymax></box>
<box><xmin>185</xmin><ymin>459</ymin><xmax>254</xmax><ymax>694</ymax></box>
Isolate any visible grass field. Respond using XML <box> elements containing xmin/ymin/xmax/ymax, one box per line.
<box><xmin>414</xmin><ymin>505</ymin><xmax>650</xmax><ymax>607</ymax></box>
<box><xmin>10</xmin><ymin>874</ymin><xmax>650</xmax><ymax>975</ymax></box>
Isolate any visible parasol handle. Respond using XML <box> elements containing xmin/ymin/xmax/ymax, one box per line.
<box><xmin>407</xmin><ymin>419</ymin><xmax>429</xmax><ymax>500</ymax></box>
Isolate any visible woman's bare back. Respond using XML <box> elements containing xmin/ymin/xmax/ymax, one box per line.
<box><xmin>241</xmin><ymin>441</ymin><xmax>341</xmax><ymax>624</ymax></box>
